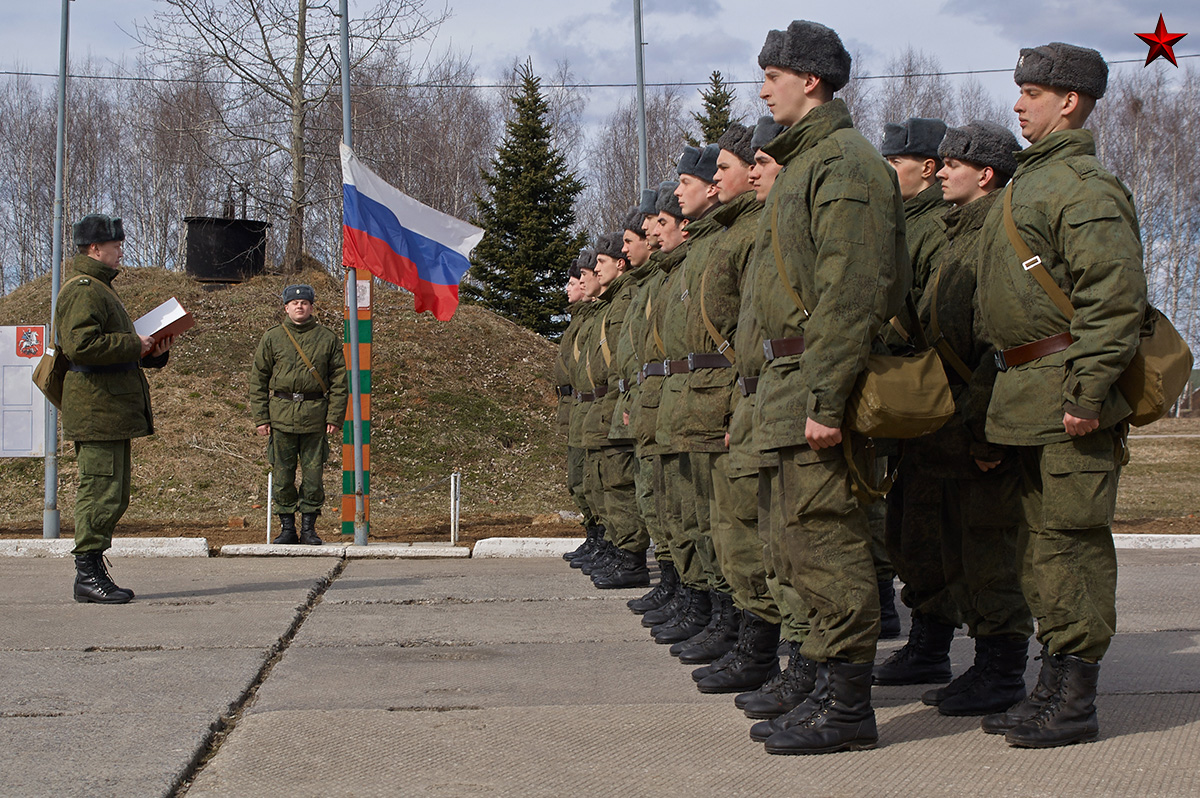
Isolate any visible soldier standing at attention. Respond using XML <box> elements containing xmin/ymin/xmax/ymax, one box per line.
<box><xmin>875</xmin><ymin>117</ymin><xmax>960</xmax><ymax>685</ymax></box>
<box><xmin>57</xmin><ymin>214</ymin><xmax>174</xmax><ymax>603</ymax></box>
<box><xmin>747</xmin><ymin>20</ymin><xmax>909</xmax><ymax>755</ymax></box>
<box><xmin>975</xmin><ymin>43</ymin><xmax>1146</xmax><ymax>749</ymax></box>
<box><xmin>914</xmin><ymin>121</ymin><xmax>1034</xmax><ymax>718</ymax></box>
<box><xmin>560</xmin><ymin>260</ymin><xmax>603</xmax><ymax>562</ymax></box>
<box><xmin>250</xmin><ymin>285</ymin><xmax>348</xmax><ymax>546</ymax></box>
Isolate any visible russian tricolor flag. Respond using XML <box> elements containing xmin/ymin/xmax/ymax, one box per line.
<box><xmin>341</xmin><ymin>143</ymin><xmax>484</xmax><ymax>321</ymax></box>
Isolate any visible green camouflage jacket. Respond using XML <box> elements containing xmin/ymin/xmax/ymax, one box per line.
<box><xmin>554</xmin><ymin>310</ymin><xmax>583</xmax><ymax>438</ymax></box>
<box><xmin>906</xmin><ymin>182</ymin><xmax>951</xmax><ymax>295</ymax></box>
<box><xmin>584</xmin><ymin>270</ymin><xmax>636</xmax><ymax>447</ymax></box>
<box><xmin>608</xmin><ymin>262</ymin><xmax>658</xmax><ymax>443</ymax></box>
<box><xmin>249</xmin><ymin>317</ymin><xmax>349</xmax><ymax>434</ymax></box>
<box><xmin>657</xmin><ymin>213</ymin><xmax>722</xmax><ymax>451</ymax></box>
<box><xmin>908</xmin><ymin>190</ymin><xmax>1004</xmax><ymax>475</ymax></box>
<box><xmin>751</xmin><ymin>99</ymin><xmax>911</xmax><ymax>448</ymax></box>
<box><xmin>633</xmin><ymin>243</ymin><xmax>688</xmax><ymax>454</ymax></box>
<box><xmin>672</xmin><ymin>191</ymin><xmax>762</xmax><ymax>452</ymax></box>
<box><xmin>976</xmin><ymin>128</ymin><xmax>1146</xmax><ymax>445</ymax></box>
<box><xmin>55</xmin><ymin>256</ymin><xmax>164</xmax><ymax>441</ymax></box>
<box><xmin>727</xmin><ymin>250</ymin><xmax>772</xmax><ymax>477</ymax></box>
<box><xmin>567</xmin><ymin>301</ymin><xmax>600</xmax><ymax>449</ymax></box>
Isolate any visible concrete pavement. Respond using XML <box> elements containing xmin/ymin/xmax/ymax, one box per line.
<box><xmin>2</xmin><ymin>550</ymin><xmax>1199</xmax><ymax>797</ymax></box>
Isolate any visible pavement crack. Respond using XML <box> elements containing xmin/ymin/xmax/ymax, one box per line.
<box><xmin>169</xmin><ymin>559</ymin><xmax>347</xmax><ymax>797</ymax></box>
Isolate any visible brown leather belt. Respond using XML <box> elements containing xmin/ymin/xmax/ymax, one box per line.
<box><xmin>576</xmin><ymin>390</ymin><xmax>595</xmax><ymax>402</ymax></box>
<box><xmin>994</xmin><ymin>332</ymin><xmax>1073</xmax><ymax>372</ymax></box>
<box><xmin>556</xmin><ymin>384</ymin><xmax>573</xmax><ymax>397</ymax></box>
<box><xmin>665</xmin><ymin>359</ymin><xmax>690</xmax><ymax>375</ymax></box>
<box><xmin>763</xmin><ymin>336</ymin><xmax>805</xmax><ymax>361</ymax></box>
<box><xmin>642</xmin><ymin>362</ymin><xmax>667</xmax><ymax>378</ymax></box>
<box><xmin>593</xmin><ymin>386</ymin><xmax>609</xmax><ymax>398</ymax></box>
<box><xmin>688</xmin><ymin>352</ymin><xmax>732</xmax><ymax>370</ymax></box>
<box><xmin>274</xmin><ymin>390</ymin><xmax>325</xmax><ymax>402</ymax></box>
<box><xmin>738</xmin><ymin>375</ymin><xmax>759</xmax><ymax>396</ymax></box>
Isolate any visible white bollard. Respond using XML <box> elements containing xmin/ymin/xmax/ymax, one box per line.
<box><xmin>266</xmin><ymin>473</ymin><xmax>273</xmax><ymax>544</ymax></box>
<box><xmin>450</xmin><ymin>471</ymin><xmax>462</xmax><ymax>545</ymax></box>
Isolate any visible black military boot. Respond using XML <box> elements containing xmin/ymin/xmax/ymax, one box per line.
<box><xmin>696</xmin><ymin>611</ymin><xmax>781</xmax><ymax>693</ymax></box>
<box><xmin>653</xmin><ymin>588</ymin><xmax>711</xmax><ymax>644</ymax></box>
<box><xmin>563</xmin><ymin>524</ymin><xmax>600</xmax><ymax>562</ymax></box>
<box><xmin>272</xmin><ymin>513</ymin><xmax>299</xmax><ymax>545</ymax></box>
<box><xmin>628</xmin><ymin>560</ymin><xmax>678</xmax><ymax>614</ymax></box>
<box><xmin>873</xmin><ymin>612</ymin><xmax>954</xmax><ymax>685</ymax></box>
<box><xmin>592</xmin><ymin>548</ymin><xmax>651</xmax><ymax>589</ymax></box>
<box><xmin>982</xmin><ymin>646</ymin><xmax>1061</xmax><ymax>735</ymax></box>
<box><xmin>763</xmin><ymin>660</ymin><xmax>878</xmax><ymax>755</ymax></box>
<box><xmin>568</xmin><ymin>525</ymin><xmax>605</xmax><ymax>568</ymax></box>
<box><xmin>670</xmin><ymin>590</ymin><xmax>724</xmax><ymax>658</ymax></box>
<box><xmin>929</xmin><ymin>636</ymin><xmax>1029</xmax><ymax>716</ymax></box>
<box><xmin>750</xmin><ymin>662</ymin><xmax>829</xmax><ymax>742</ymax></box>
<box><xmin>298</xmin><ymin>513</ymin><xmax>323</xmax><ymax>545</ymax></box>
<box><xmin>741</xmin><ymin>645</ymin><xmax>819</xmax><ymax>720</ymax></box>
<box><xmin>1005</xmin><ymin>655</ymin><xmax>1100</xmax><ymax>748</ymax></box>
<box><xmin>73</xmin><ymin>553</ymin><xmax>133</xmax><ymax>604</ymax></box>
<box><xmin>642</xmin><ymin>579</ymin><xmax>690</xmax><ymax>627</ymax></box>
<box><xmin>878</xmin><ymin>578</ymin><xmax>901</xmax><ymax>639</ymax></box>
<box><xmin>580</xmin><ymin>540</ymin><xmax>618</xmax><ymax>575</ymax></box>
<box><xmin>678</xmin><ymin>591</ymin><xmax>740</xmax><ymax>663</ymax></box>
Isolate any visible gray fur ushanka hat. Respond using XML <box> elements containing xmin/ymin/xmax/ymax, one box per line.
<box><xmin>938</xmin><ymin>121</ymin><xmax>1020</xmax><ymax>178</ymax></box>
<box><xmin>578</xmin><ymin>248</ymin><xmax>598</xmax><ymax>272</ymax></box>
<box><xmin>637</xmin><ymin>188</ymin><xmax>659</xmax><ymax>216</ymax></box>
<box><xmin>73</xmin><ymin>214</ymin><xmax>125</xmax><ymax>247</ymax></box>
<box><xmin>880</xmin><ymin>118</ymin><xmax>948</xmax><ymax>160</ymax></box>
<box><xmin>622</xmin><ymin>207</ymin><xmax>647</xmax><ymax>237</ymax></box>
<box><xmin>283</xmin><ymin>284</ymin><xmax>316</xmax><ymax>303</ymax></box>
<box><xmin>677</xmin><ymin>144</ymin><xmax>720</xmax><ymax>182</ymax></box>
<box><xmin>751</xmin><ymin>115</ymin><xmax>786</xmax><ymax>152</ymax></box>
<box><xmin>655</xmin><ymin>181</ymin><xmax>685</xmax><ymax>219</ymax></box>
<box><xmin>717</xmin><ymin>123</ymin><xmax>755</xmax><ymax>166</ymax></box>
<box><xmin>758</xmin><ymin>20</ymin><xmax>851</xmax><ymax>91</ymax></box>
<box><xmin>594</xmin><ymin>231</ymin><xmax>626</xmax><ymax>262</ymax></box>
<box><xmin>1013</xmin><ymin>42</ymin><xmax>1108</xmax><ymax>99</ymax></box>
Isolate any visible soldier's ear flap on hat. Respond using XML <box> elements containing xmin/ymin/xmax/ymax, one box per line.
<box><xmin>72</xmin><ymin>214</ymin><xmax>125</xmax><ymax>247</ymax></box>
<box><xmin>282</xmin><ymin>284</ymin><xmax>316</xmax><ymax>303</ymax></box>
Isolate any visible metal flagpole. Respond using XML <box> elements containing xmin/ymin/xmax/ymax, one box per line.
<box><xmin>43</xmin><ymin>0</ymin><xmax>71</xmax><ymax>540</ymax></box>
<box><xmin>340</xmin><ymin>0</ymin><xmax>368</xmax><ymax>546</ymax></box>
<box><xmin>633</xmin><ymin>0</ymin><xmax>649</xmax><ymax>193</ymax></box>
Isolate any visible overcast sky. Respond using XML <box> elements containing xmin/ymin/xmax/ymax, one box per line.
<box><xmin>4</xmin><ymin>0</ymin><xmax>1197</xmax><ymax>129</ymax></box>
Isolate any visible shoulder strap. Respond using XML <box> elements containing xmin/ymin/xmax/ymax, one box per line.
<box><xmin>699</xmin><ymin>267</ymin><xmax>736</xmax><ymax>364</ymax></box>
<box><xmin>927</xmin><ymin>265</ymin><xmax>974</xmax><ymax>383</ymax></box>
<box><xmin>281</xmin><ymin>324</ymin><xmax>330</xmax><ymax>395</ymax></box>
<box><xmin>1003</xmin><ymin>184</ymin><xmax>1075</xmax><ymax>321</ymax></box>
<box><xmin>600</xmin><ymin>312</ymin><xmax>613</xmax><ymax>367</ymax></box>
<box><xmin>770</xmin><ymin>201</ymin><xmax>809</xmax><ymax>318</ymax></box>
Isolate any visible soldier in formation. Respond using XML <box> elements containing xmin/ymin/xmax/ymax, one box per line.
<box><xmin>555</xmin><ymin>24</ymin><xmax>1148</xmax><ymax>755</ymax></box>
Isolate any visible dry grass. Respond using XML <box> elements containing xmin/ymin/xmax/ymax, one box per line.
<box><xmin>0</xmin><ymin>268</ymin><xmax>563</xmax><ymax>529</ymax></box>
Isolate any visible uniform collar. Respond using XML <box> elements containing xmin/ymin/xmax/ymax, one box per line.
<box><xmin>942</xmin><ymin>189</ymin><xmax>1000</xmax><ymax>239</ymax></box>
<box><xmin>762</xmin><ymin>99</ymin><xmax>854</xmax><ymax>167</ymax></box>
<box><xmin>285</xmin><ymin>317</ymin><xmax>318</xmax><ymax>332</ymax></box>
<box><xmin>713</xmin><ymin>190</ymin><xmax>761</xmax><ymax>227</ymax></box>
<box><xmin>1013</xmin><ymin>128</ymin><xmax>1095</xmax><ymax>175</ymax></box>
<box><xmin>906</xmin><ymin>182</ymin><xmax>949</xmax><ymax>221</ymax></box>
<box><xmin>70</xmin><ymin>254</ymin><xmax>120</xmax><ymax>285</ymax></box>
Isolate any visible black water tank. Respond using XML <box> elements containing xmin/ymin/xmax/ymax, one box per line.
<box><xmin>183</xmin><ymin>217</ymin><xmax>271</xmax><ymax>282</ymax></box>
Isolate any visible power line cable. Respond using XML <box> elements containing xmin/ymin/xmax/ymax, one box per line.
<box><xmin>2</xmin><ymin>54</ymin><xmax>1195</xmax><ymax>89</ymax></box>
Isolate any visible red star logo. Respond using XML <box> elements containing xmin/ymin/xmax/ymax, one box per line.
<box><xmin>1136</xmin><ymin>14</ymin><xmax>1187</xmax><ymax>66</ymax></box>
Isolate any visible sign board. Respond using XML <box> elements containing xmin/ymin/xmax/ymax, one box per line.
<box><xmin>0</xmin><ymin>325</ymin><xmax>48</xmax><ymax>457</ymax></box>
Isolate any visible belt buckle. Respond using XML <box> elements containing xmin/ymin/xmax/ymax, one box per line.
<box><xmin>687</xmin><ymin>353</ymin><xmax>696</xmax><ymax>370</ymax></box>
<box><xmin>737</xmin><ymin>376</ymin><xmax>749</xmax><ymax>397</ymax></box>
<box><xmin>662</xmin><ymin>359</ymin><xmax>671</xmax><ymax>375</ymax></box>
<box><xmin>291</xmin><ymin>392</ymin><xmax>304</xmax><ymax>402</ymax></box>
<box><xmin>993</xmin><ymin>351</ymin><xmax>1009</xmax><ymax>372</ymax></box>
<box><xmin>762</xmin><ymin>339</ymin><xmax>775</xmax><ymax>361</ymax></box>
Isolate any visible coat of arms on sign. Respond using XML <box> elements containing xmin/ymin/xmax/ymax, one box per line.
<box><xmin>16</xmin><ymin>326</ymin><xmax>44</xmax><ymax>358</ymax></box>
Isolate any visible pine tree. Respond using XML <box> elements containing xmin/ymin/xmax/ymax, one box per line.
<box><xmin>687</xmin><ymin>71</ymin><xmax>740</xmax><ymax>146</ymax></box>
<box><xmin>465</xmin><ymin>62</ymin><xmax>586</xmax><ymax>338</ymax></box>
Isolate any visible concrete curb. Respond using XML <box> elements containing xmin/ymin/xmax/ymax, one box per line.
<box><xmin>218</xmin><ymin>542</ymin><xmax>470</xmax><ymax>559</ymax></box>
<box><xmin>1113</xmin><ymin>534</ymin><xmax>1200</xmax><ymax>549</ymax></box>
<box><xmin>473</xmin><ymin>537</ymin><xmax>584</xmax><ymax>558</ymax></box>
<box><xmin>0</xmin><ymin>537</ymin><xmax>210</xmax><ymax>558</ymax></box>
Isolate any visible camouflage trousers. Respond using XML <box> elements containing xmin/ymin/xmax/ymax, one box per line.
<box><xmin>658</xmin><ymin>453</ymin><xmax>702</xmax><ymax>589</ymax></box>
<box><xmin>758</xmin><ymin>464</ymin><xmax>811</xmax><ymax>643</ymax></box>
<box><xmin>689</xmin><ymin>451</ymin><xmax>730</xmax><ymax>594</ymax></box>
<box><xmin>72</xmin><ymin>439</ymin><xmax>132</xmax><ymax>555</ymax></box>
<box><xmin>583</xmin><ymin>448</ymin><xmax>606</xmax><ymax>540</ymax></box>
<box><xmin>1015</xmin><ymin>428</ymin><xmax>1124</xmax><ymax>661</ymax></box>
<box><xmin>710</xmin><ymin>451</ymin><xmax>775</xmax><ymax>620</ymax></box>
<box><xmin>764</xmin><ymin>443</ymin><xmax>879</xmax><ymax>664</ymax></box>
<box><xmin>270</xmin><ymin>430</ymin><xmax>328</xmax><ymax>515</ymax></box>
<box><xmin>567</xmin><ymin>445</ymin><xmax>598</xmax><ymax>529</ymax></box>
<box><xmin>637</xmin><ymin>453</ymin><xmax>668</xmax><ymax>564</ymax></box>
<box><xmin>600</xmin><ymin>445</ymin><xmax>647</xmax><ymax>553</ymax></box>
<box><xmin>885</xmin><ymin>460</ymin><xmax>962</xmax><ymax>626</ymax></box>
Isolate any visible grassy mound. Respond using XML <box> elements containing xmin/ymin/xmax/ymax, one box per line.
<box><xmin>0</xmin><ymin>267</ymin><xmax>563</xmax><ymax>529</ymax></box>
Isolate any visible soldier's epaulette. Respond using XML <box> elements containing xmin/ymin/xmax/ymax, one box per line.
<box><xmin>1065</xmin><ymin>157</ymin><xmax>1101</xmax><ymax>182</ymax></box>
